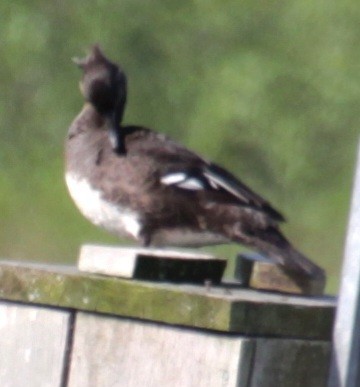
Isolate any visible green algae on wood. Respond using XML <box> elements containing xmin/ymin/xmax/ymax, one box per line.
<box><xmin>0</xmin><ymin>261</ymin><xmax>335</xmax><ymax>339</ymax></box>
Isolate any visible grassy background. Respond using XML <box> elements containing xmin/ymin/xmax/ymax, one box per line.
<box><xmin>1</xmin><ymin>1</ymin><xmax>360</xmax><ymax>293</ymax></box>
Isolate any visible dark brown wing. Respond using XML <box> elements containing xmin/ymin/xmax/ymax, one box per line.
<box><xmin>122</xmin><ymin>126</ymin><xmax>284</xmax><ymax>223</ymax></box>
<box><xmin>202</xmin><ymin>163</ymin><xmax>285</xmax><ymax>222</ymax></box>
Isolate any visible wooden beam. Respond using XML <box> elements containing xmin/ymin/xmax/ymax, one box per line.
<box><xmin>68</xmin><ymin>312</ymin><xmax>254</xmax><ymax>387</ymax></box>
<box><xmin>0</xmin><ymin>260</ymin><xmax>335</xmax><ymax>340</ymax></box>
<box><xmin>0</xmin><ymin>301</ymin><xmax>71</xmax><ymax>387</ymax></box>
<box><xmin>235</xmin><ymin>253</ymin><xmax>326</xmax><ymax>295</ymax></box>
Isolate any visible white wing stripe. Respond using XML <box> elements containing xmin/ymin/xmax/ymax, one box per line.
<box><xmin>177</xmin><ymin>178</ymin><xmax>204</xmax><ymax>190</ymax></box>
<box><xmin>161</xmin><ymin>173</ymin><xmax>205</xmax><ymax>190</ymax></box>
<box><xmin>161</xmin><ymin>172</ymin><xmax>187</xmax><ymax>185</ymax></box>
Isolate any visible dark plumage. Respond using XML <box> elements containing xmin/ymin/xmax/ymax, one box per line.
<box><xmin>65</xmin><ymin>45</ymin><xmax>324</xmax><ymax>278</ymax></box>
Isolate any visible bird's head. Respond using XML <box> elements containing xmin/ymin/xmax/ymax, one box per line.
<box><xmin>73</xmin><ymin>45</ymin><xmax>127</xmax><ymax>120</ymax></box>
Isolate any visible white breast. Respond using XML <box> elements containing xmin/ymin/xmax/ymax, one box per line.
<box><xmin>65</xmin><ymin>173</ymin><xmax>141</xmax><ymax>240</ymax></box>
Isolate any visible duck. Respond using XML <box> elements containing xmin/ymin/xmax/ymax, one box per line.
<box><xmin>65</xmin><ymin>45</ymin><xmax>324</xmax><ymax>278</ymax></box>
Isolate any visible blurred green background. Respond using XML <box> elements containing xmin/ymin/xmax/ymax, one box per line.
<box><xmin>1</xmin><ymin>1</ymin><xmax>359</xmax><ymax>294</ymax></box>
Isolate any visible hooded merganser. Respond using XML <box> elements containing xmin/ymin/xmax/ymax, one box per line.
<box><xmin>65</xmin><ymin>45</ymin><xmax>324</xmax><ymax>278</ymax></box>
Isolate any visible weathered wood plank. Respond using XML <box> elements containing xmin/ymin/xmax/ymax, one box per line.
<box><xmin>68</xmin><ymin>312</ymin><xmax>253</xmax><ymax>387</ymax></box>
<box><xmin>235</xmin><ymin>254</ymin><xmax>326</xmax><ymax>295</ymax></box>
<box><xmin>0</xmin><ymin>301</ymin><xmax>71</xmax><ymax>387</ymax></box>
<box><xmin>328</xmin><ymin>142</ymin><xmax>360</xmax><ymax>387</ymax></box>
<box><xmin>249</xmin><ymin>338</ymin><xmax>331</xmax><ymax>387</ymax></box>
<box><xmin>79</xmin><ymin>244</ymin><xmax>226</xmax><ymax>284</ymax></box>
<box><xmin>0</xmin><ymin>260</ymin><xmax>335</xmax><ymax>339</ymax></box>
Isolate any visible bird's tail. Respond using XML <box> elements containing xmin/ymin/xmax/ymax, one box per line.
<box><xmin>236</xmin><ymin>226</ymin><xmax>325</xmax><ymax>279</ymax></box>
<box><xmin>264</xmin><ymin>242</ymin><xmax>325</xmax><ymax>279</ymax></box>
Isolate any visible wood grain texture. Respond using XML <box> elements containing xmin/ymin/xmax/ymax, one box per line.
<box><xmin>68</xmin><ymin>312</ymin><xmax>253</xmax><ymax>387</ymax></box>
<box><xmin>0</xmin><ymin>301</ymin><xmax>71</xmax><ymax>387</ymax></box>
<box><xmin>249</xmin><ymin>339</ymin><xmax>331</xmax><ymax>387</ymax></box>
<box><xmin>235</xmin><ymin>254</ymin><xmax>326</xmax><ymax>295</ymax></box>
<box><xmin>0</xmin><ymin>260</ymin><xmax>335</xmax><ymax>339</ymax></box>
